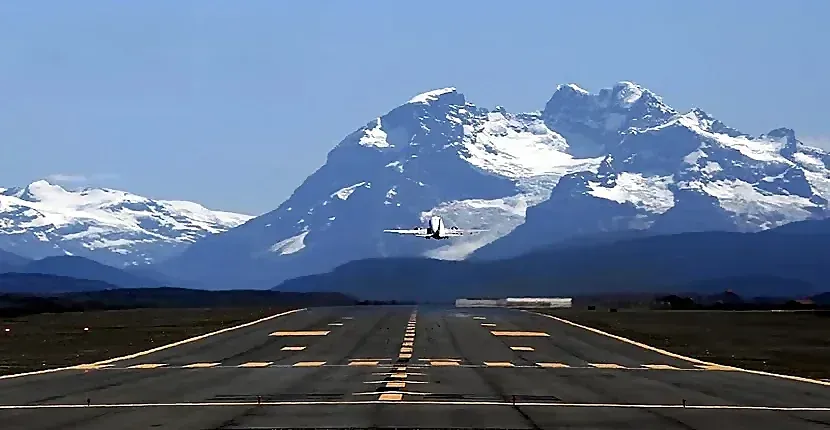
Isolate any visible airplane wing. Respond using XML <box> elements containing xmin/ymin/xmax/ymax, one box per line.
<box><xmin>383</xmin><ymin>228</ymin><xmax>429</xmax><ymax>237</ymax></box>
<box><xmin>445</xmin><ymin>227</ymin><xmax>488</xmax><ymax>236</ymax></box>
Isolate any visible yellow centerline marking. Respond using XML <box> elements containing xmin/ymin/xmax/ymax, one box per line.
<box><xmin>490</xmin><ymin>331</ymin><xmax>549</xmax><ymax>337</ymax></box>
<box><xmin>293</xmin><ymin>361</ymin><xmax>326</xmax><ymax>367</ymax></box>
<box><xmin>510</xmin><ymin>346</ymin><xmax>534</xmax><ymax>351</ymax></box>
<box><xmin>399</xmin><ymin>353</ymin><xmax>413</xmax><ymax>359</ymax></box>
<box><xmin>280</xmin><ymin>346</ymin><xmax>307</xmax><ymax>351</ymax></box>
<box><xmin>270</xmin><ymin>331</ymin><xmax>330</xmax><ymax>336</ymax></box>
<box><xmin>483</xmin><ymin>361</ymin><xmax>515</xmax><ymax>367</ymax></box>
<box><xmin>418</xmin><ymin>358</ymin><xmax>461</xmax><ymax>362</ymax></box>
<box><xmin>239</xmin><ymin>362</ymin><xmax>273</xmax><ymax>368</ymax></box>
<box><xmin>386</xmin><ymin>381</ymin><xmax>406</xmax><ymax>388</ymax></box>
<box><xmin>128</xmin><ymin>363</ymin><xmax>167</xmax><ymax>369</ymax></box>
<box><xmin>400</xmin><ymin>347</ymin><xmax>413</xmax><ymax>353</ymax></box>
<box><xmin>378</xmin><ymin>393</ymin><xmax>403</xmax><ymax>401</ymax></box>
<box><xmin>182</xmin><ymin>363</ymin><xmax>220</xmax><ymax>368</ymax></box>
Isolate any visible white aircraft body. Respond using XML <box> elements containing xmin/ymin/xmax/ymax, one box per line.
<box><xmin>383</xmin><ymin>216</ymin><xmax>486</xmax><ymax>240</ymax></box>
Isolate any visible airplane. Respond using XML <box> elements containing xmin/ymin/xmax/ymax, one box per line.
<box><xmin>383</xmin><ymin>215</ymin><xmax>486</xmax><ymax>240</ymax></box>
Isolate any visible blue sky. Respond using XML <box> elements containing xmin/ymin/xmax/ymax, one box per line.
<box><xmin>1</xmin><ymin>0</ymin><xmax>827</xmax><ymax>215</ymax></box>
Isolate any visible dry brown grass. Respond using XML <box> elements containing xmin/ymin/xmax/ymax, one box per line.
<box><xmin>0</xmin><ymin>307</ymin><xmax>288</xmax><ymax>375</ymax></box>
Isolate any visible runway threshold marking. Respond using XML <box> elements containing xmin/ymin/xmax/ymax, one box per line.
<box><xmin>7</xmin><ymin>401</ymin><xmax>829</xmax><ymax>411</ymax></box>
<box><xmin>270</xmin><ymin>331</ymin><xmax>330</xmax><ymax>336</ymax></box>
<box><xmin>0</xmin><ymin>308</ymin><xmax>306</xmax><ymax>381</ymax></box>
<box><xmin>490</xmin><ymin>331</ymin><xmax>550</xmax><ymax>337</ymax></box>
<box><xmin>526</xmin><ymin>310</ymin><xmax>830</xmax><ymax>387</ymax></box>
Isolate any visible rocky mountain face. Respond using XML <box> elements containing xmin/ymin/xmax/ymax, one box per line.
<box><xmin>155</xmin><ymin>81</ymin><xmax>830</xmax><ymax>288</ymax></box>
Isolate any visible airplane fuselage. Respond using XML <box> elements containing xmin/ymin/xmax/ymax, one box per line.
<box><xmin>424</xmin><ymin>216</ymin><xmax>455</xmax><ymax>239</ymax></box>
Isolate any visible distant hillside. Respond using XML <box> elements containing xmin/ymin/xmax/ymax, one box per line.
<box><xmin>275</xmin><ymin>218</ymin><xmax>829</xmax><ymax>301</ymax></box>
<box><xmin>2</xmin><ymin>256</ymin><xmax>162</xmax><ymax>288</ymax></box>
<box><xmin>0</xmin><ymin>248</ymin><xmax>30</xmax><ymax>273</ymax></box>
<box><xmin>0</xmin><ymin>273</ymin><xmax>120</xmax><ymax>294</ymax></box>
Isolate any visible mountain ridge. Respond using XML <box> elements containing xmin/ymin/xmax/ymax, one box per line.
<box><xmin>274</xmin><ymin>217</ymin><xmax>830</xmax><ymax>301</ymax></box>
<box><xmin>159</xmin><ymin>80</ymin><xmax>830</xmax><ymax>288</ymax></box>
<box><xmin>0</xmin><ymin>180</ymin><xmax>253</xmax><ymax>267</ymax></box>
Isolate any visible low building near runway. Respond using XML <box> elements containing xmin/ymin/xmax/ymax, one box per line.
<box><xmin>455</xmin><ymin>297</ymin><xmax>572</xmax><ymax>309</ymax></box>
<box><xmin>454</xmin><ymin>298</ymin><xmax>501</xmax><ymax>307</ymax></box>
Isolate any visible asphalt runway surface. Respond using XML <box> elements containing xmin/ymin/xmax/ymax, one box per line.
<box><xmin>1</xmin><ymin>305</ymin><xmax>829</xmax><ymax>429</ymax></box>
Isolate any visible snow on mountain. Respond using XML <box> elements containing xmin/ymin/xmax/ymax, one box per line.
<box><xmin>473</xmin><ymin>85</ymin><xmax>830</xmax><ymax>260</ymax></box>
<box><xmin>162</xmin><ymin>87</ymin><xmax>602</xmax><ymax>287</ymax></box>
<box><xmin>0</xmin><ymin>180</ymin><xmax>253</xmax><ymax>267</ymax></box>
<box><xmin>161</xmin><ymin>81</ymin><xmax>830</xmax><ymax>288</ymax></box>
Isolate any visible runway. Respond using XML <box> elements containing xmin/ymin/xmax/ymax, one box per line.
<box><xmin>1</xmin><ymin>305</ymin><xmax>829</xmax><ymax>429</ymax></box>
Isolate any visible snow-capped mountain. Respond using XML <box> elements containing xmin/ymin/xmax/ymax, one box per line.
<box><xmin>0</xmin><ymin>180</ymin><xmax>253</xmax><ymax>267</ymax></box>
<box><xmin>473</xmin><ymin>83</ymin><xmax>830</xmax><ymax>259</ymax></box>
<box><xmin>161</xmin><ymin>81</ymin><xmax>830</xmax><ymax>288</ymax></box>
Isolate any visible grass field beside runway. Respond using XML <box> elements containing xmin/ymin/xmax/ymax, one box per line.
<box><xmin>0</xmin><ymin>307</ymin><xmax>290</xmax><ymax>375</ymax></box>
<box><xmin>544</xmin><ymin>310</ymin><xmax>830</xmax><ymax>379</ymax></box>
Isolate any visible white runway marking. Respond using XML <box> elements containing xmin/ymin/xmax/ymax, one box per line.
<box><xmin>526</xmin><ymin>310</ymin><xmax>830</xmax><ymax>387</ymax></box>
<box><xmin>0</xmin><ymin>401</ymin><xmax>827</xmax><ymax>412</ymax></box>
<box><xmin>0</xmin><ymin>308</ymin><xmax>306</xmax><ymax>381</ymax></box>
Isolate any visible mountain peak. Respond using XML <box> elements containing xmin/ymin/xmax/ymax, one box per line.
<box><xmin>555</xmin><ymin>83</ymin><xmax>590</xmax><ymax>95</ymax></box>
<box><xmin>406</xmin><ymin>87</ymin><xmax>459</xmax><ymax>105</ymax></box>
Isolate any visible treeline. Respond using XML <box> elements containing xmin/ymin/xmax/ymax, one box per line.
<box><xmin>0</xmin><ymin>287</ymin><xmax>360</xmax><ymax>318</ymax></box>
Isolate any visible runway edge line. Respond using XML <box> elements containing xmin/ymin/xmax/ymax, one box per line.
<box><xmin>524</xmin><ymin>310</ymin><xmax>830</xmax><ymax>388</ymax></box>
<box><xmin>0</xmin><ymin>308</ymin><xmax>307</xmax><ymax>381</ymax></box>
